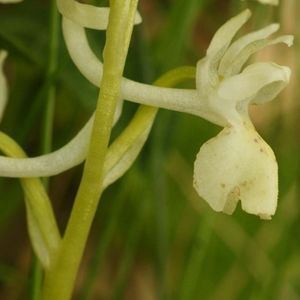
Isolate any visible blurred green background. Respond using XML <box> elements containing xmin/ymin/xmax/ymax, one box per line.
<box><xmin>1</xmin><ymin>0</ymin><xmax>300</xmax><ymax>299</ymax></box>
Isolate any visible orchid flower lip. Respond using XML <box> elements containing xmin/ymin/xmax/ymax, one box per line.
<box><xmin>193</xmin><ymin>124</ymin><xmax>278</xmax><ymax>220</ymax></box>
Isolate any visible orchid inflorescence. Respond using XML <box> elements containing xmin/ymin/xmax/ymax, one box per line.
<box><xmin>0</xmin><ymin>2</ymin><xmax>293</xmax><ymax>225</ymax></box>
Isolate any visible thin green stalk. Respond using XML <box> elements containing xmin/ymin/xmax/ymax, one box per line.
<box><xmin>42</xmin><ymin>2</ymin><xmax>139</xmax><ymax>299</ymax></box>
<box><xmin>30</xmin><ymin>0</ymin><xmax>60</xmax><ymax>299</ymax></box>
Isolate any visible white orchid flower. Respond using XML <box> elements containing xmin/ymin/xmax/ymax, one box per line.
<box><xmin>0</xmin><ymin>8</ymin><xmax>293</xmax><ymax>219</ymax></box>
<box><xmin>193</xmin><ymin>10</ymin><xmax>292</xmax><ymax>219</ymax></box>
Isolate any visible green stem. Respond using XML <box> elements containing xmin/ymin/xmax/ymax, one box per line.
<box><xmin>42</xmin><ymin>2</ymin><xmax>139</xmax><ymax>299</ymax></box>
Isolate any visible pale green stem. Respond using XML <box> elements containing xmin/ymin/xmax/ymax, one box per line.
<box><xmin>42</xmin><ymin>2</ymin><xmax>139</xmax><ymax>300</ymax></box>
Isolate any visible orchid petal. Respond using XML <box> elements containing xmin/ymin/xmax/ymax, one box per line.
<box><xmin>223</xmin><ymin>35</ymin><xmax>293</xmax><ymax>77</ymax></box>
<box><xmin>0</xmin><ymin>51</ymin><xmax>8</xmax><ymax>123</ymax></box>
<box><xmin>218</xmin><ymin>23</ymin><xmax>280</xmax><ymax>76</ymax></box>
<box><xmin>57</xmin><ymin>0</ymin><xmax>141</xmax><ymax>30</ymax></box>
<box><xmin>206</xmin><ymin>9</ymin><xmax>251</xmax><ymax>56</ymax></box>
<box><xmin>196</xmin><ymin>62</ymin><xmax>290</xmax><ymax>127</ymax></box>
<box><xmin>218</xmin><ymin>62</ymin><xmax>291</xmax><ymax>106</ymax></box>
<box><xmin>196</xmin><ymin>10</ymin><xmax>252</xmax><ymax>96</ymax></box>
<box><xmin>195</xmin><ymin>55</ymin><xmax>221</xmax><ymax>97</ymax></box>
<box><xmin>193</xmin><ymin>125</ymin><xmax>277</xmax><ymax>219</ymax></box>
